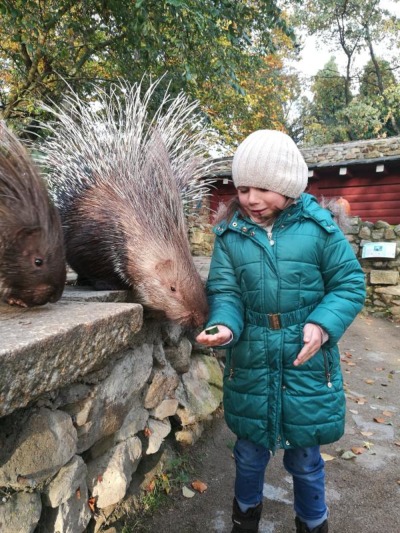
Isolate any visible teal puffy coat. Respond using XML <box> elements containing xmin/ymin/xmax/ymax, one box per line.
<box><xmin>205</xmin><ymin>193</ymin><xmax>366</xmax><ymax>452</ymax></box>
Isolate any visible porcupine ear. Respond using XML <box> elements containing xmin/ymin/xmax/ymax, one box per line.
<box><xmin>155</xmin><ymin>259</ymin><xmax>174</xmax><ymax>276</ymax></box>
<box><xmin>155</xmin><ymin>259</ymin><xmax>178</xmax><ymax>291</ymax></box>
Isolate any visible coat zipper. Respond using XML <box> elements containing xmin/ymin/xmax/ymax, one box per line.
<box><xmin>322</xmin><ymin>349</ymin><xmax>332</xmax><ymax>388</ymax></box>
<box><xmin>228</xmin><ymin>348</ymin><xmax>235</xmax><ymax>380</ymax></box>
<box><xmin>266</xmin><ymin>223</ymin><xmax>275</xmax><ymax>246</ymax></box>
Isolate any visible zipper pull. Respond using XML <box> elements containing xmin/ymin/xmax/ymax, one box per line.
<box><xmin>327</xmin><ymin>372</ymin><xmax>332</xmax><ymax>388</ymax></box>
<box><xmin>229</xmin><ymin>368</ymin><xmax>234</xmax><ymax>380</ymax></box>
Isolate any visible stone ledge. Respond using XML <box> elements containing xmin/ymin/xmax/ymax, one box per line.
<box><xmin>62</xmin><ymin>285</ymin><xmax>134</xmax><ymax>303</ymax></box>
<box><xmin>0</xmin><ymin>301</ymin><xmax>143</xmax><ymax>417</ymax></box>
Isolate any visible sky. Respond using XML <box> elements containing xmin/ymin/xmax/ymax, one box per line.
<box><xmin>291</xmin><ymin>0</ymin><xmax>400</xmax><ymax>80</ymax></box>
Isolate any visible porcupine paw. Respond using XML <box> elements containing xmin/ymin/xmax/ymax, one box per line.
<box><xmin>6</xmin><ymin>297</ymin><xmax>28</xmax><ymax>308</ymax></box>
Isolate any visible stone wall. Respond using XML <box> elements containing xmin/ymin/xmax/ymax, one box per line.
<box><xmin>300</xmin><ymin>136</ymin><xmax>400</xmax><ymax>165</ymax></box>
<box><xmin>346</xmin><ymin>217</ymin><xmax>400</xmax><ymax>319</ymax></box>
<box><xmin>204</xmin><ymin>136</ymin><xmax>400</xmax><ymax>175</ymax></box>
<box><xmin>0</xmin><ymin>284</ymin><xmax>223</xmax><ymax>533</ymax></box>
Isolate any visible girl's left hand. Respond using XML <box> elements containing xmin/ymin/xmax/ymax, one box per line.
<box><xmin>293</xmin><ymin>323</ymin><xmax>323</xmax><ymax>366</ymax></box>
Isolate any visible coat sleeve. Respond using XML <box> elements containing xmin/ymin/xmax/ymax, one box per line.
<box><xmin>205</xmin><ymin>236</ymin><xmax>244</xmax><ymax>345</ymax></box>
<box><xmin>306</xmin><ymin>229</ymin><xmax>366</xmax><ymax>346</ymax></box>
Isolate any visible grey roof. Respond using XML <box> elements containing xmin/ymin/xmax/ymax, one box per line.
<box><xmin>209</xmin><ymin>136</ymin><xmax>400</xmax><ymax>177</ymax></box>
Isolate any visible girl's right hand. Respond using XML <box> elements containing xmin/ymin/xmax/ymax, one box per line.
<box><xmin>195</xmin><ymin>325</ymin><xmax>233</xmax><ymax>347</ymax></box>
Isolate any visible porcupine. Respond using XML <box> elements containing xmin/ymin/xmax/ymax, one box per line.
<box><xmin>38</xmin><ymin>79</ymin><xmax>211</xmax><ymax>328</ymax></box>
<box><xmin>0</xmin><ymin>122</ymin><xmax>66</xmax><ymax>307</ymax></box>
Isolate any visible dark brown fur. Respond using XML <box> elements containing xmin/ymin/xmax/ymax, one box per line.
<box><xmin>0</xmin><ymin>123</ymin><xmax>66</xmax><ymax>307</ymax></box>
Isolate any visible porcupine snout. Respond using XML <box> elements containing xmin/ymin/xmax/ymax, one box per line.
<box><xmin>133</xmin><ymin>254</ymin><xmax>209</xmax><ymax>329</ymax></box>
<box><xmin>180</xmin><ymin>282</ymin><xmax>209</xmax><ymax>329</ymax></box>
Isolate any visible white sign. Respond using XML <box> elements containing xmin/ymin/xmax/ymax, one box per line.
<box><xmin>362</xmin><ymin>242</ymin><xmax>397</xmax><ymax>259</ymax></box>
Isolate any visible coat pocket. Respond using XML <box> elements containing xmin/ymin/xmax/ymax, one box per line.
<box><xmin>322</xmin><ymin>348</ymin><xmax>333</xmax><ymax>388</ymax></box>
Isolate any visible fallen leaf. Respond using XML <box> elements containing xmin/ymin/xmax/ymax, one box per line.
<box><xmin>182</xmin><ymin>486</ymin><xmax>196</xmax><ymax>498</ymax></box>
<box><xmin>360</xmin><ymin>431</ymin><xmax>374</xmax><ymax>437</ymax></box>
<box><xmin>363</xmin><ymin>441</ymin><xmax>374</xmax><ymax>450</ymax></box>
<box><xmin>394</xmin><ymin>441</ymin><xmax>400</xmax><ymax>447</ymax></box>
<box><xmin>351</xmin><ymin>446</ymin><xmax>364</xmax><ymax>455</ymax></box>
<box><xmin>343</xmin><ymin>351</ymin><xmax>353</xmax><ymax>358</ymax></box>
<box><xmin>349</xmin><ymin>409</ymin><xmax>358</xmax><ymax>414</ymax></box>
<box><xmin>373</xmin><ymin>417</ymin><xmax>387</xmax><ymax>424</ymax></box>
<box><xmin>145</xmin><ymin>479</ymin><xmax>156</xmax><ymax>493</ymax></box>
<box><xmin>382</xmin><ymin>410</ymin><xmax>394</xmax><ymax>417</ymax></box>
<box><xmin>341</xmin><ymin>450</ymin><xmax>357</xmax><ymax>460</ymax></box>
<box><xmin>88</xmin><ymin>497</ymin><xmax>96</xmax><ymax>513</ymax></box>
<box><xmin>76</xmin><ymin>488</ymin><xmax>81</xmax><ymax>500</ymax></box>
<box><xmin>364</xmin><ymin>379</ymin><xmax>375</xmax><ymax>384</ymax></box>
<box><xmin>143</xmin><ymin>427</ymin><xmax>152</xmax><ymax>438</ymax></box>
<box><xmin>321</xmin><ymin>453</ymin><xmax>335</xmax><ymax>461</ymax></box>
<box><xmin>375</xmin><ymin>367</ymin><xmax>385</xmax><ymax>371</ymax></box>
<box><xmin>191</xmin><ymin>480</ymin><xmax>208</xmax><ymax>493</ymax></box>
<box><xmin>355</xmin><ymin>398</ymin><xmax>366</xmax><ymax>405</ymax></box>
<box><xmin>346</xmin><ymin>362</ymin><xmax>356</xmax><ymax>366</ymax></box>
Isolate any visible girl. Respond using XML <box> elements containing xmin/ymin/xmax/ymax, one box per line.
<box><xmin>196</xmin><ymin>130</ymin><xmax>366</xmax><ymax>533</ymax></box>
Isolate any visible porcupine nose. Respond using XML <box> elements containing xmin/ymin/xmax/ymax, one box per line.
<box><xmin>48</xmin><ymin>284</ymin><xmax>65</xmax><ymax>303</ymax></box>
<box><xmin>25</xmin><ymin>282</ymin><xmax>64</xmax><ymax>306</ymax></box>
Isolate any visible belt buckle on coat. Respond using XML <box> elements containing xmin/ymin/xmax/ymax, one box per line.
<box><xmin>268</xmin><ymin>313</ymin><xmax>282</xmax><ymax>330</ymax></box>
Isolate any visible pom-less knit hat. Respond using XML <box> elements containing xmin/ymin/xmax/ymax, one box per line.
<box><xmin>232</xmin><ymin>130</ymin><xmax>308</xmax><ymax>199</ymax></box>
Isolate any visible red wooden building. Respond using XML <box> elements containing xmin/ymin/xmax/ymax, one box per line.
<box><xmin>207</xmin><ymin>137</ymin><xmax>400</xmax><ymax>225</ymax></box>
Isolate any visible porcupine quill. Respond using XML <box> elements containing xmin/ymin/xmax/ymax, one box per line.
<box><xmin>36</xmin><ymin>79</ymin><xmax>213</xmax><ymax>328</ymax></box>
<box><xmin>0</xmin><ymin>122</ymin><xmax>66</xmax><ymax>307</ymax></box>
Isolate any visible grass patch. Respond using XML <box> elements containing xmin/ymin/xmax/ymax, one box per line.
<box><xmin>118</xmin><ymin>451</ymin><xmax>197</xmax><ymax>533</ymax></box>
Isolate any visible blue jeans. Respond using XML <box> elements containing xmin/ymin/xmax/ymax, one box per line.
<box><xmin>234</xmin><ymin>438</ymin><xmax>328</xmax><ymax>529</ymax></box>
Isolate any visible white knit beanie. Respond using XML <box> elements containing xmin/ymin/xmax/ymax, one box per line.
<box><xmin>232</xmin><ymin>130</ymin><xmax>308</xmax><ymax>199</ymax></box>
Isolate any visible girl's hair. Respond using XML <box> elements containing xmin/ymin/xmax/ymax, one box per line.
<box><xmin>212</xmin><ymin>196</ymin><xmax>242</xmax><ymax>224</ymax></box>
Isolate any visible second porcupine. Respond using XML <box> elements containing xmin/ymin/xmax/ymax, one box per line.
<box><xmin>38</xmin><ymin>79</ymin><xmax>212</xmax><ymax>328</ymax></box>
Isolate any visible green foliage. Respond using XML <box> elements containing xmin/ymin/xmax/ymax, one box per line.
<box><xmin>301</xmin><ymin>57</ymin><xmax>350</xmax><ymax>145</ymax></box>
<box><xmin>0</xmin><ymin>0</ymin><xmax>295</xmax><ymax>146</ymax></box>
<box><xmin>337</xmin><ymin>99</ymin><xmax>384</xmax><ymax>140</ymax></box>
<box><xmin>359</xmin><ymin>58</ymin><xmax>397</xmax><ymax>98</ymax></box>
<box><xmin>311</xmin><ymin>57</ymin><xmax>348</xmax><ymax>123</ymax></box>
<box><xmin>197</xmin><ymin>50</ymin><xmax>300</xmax><ymax>148</ymax></box>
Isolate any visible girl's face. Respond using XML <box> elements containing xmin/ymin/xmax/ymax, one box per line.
<box><xmin>237</xmin><ymin>186</ymin><xmax>288</xmax><ymax>223</ymax></box>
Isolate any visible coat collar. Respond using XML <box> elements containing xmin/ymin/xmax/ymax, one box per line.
<box><xmin>213</xmin><ymin>194</ymin><xmax>338</xmax><ymax>236</ymax></box>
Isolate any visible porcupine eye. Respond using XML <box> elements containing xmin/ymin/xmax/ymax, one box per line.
<box><xmin>34</xmin><ymin>258</ymin><xmax>44</xmax><ymax>267</ymax></box>
<box><xmin>170</xmin><ymin>286</ymin><xmax>176</xmax><ymax>292</ymax></box>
